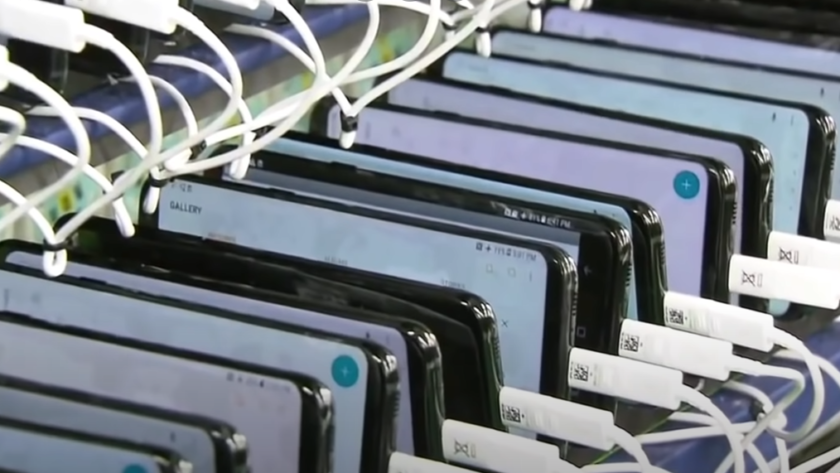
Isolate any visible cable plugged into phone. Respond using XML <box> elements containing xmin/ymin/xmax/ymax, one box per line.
<box><xmin>389</xmin><ymin>452</ymin><xmax>477</xmax><ymax>473</ymax></box>
<box><xmin>441</xmin><ymin>420</ymin><xmax>581</xmax><ymax>473</ymax></box>
<box><xmin>728</xmin><ymin>253</ymin><xmax>840</xmax><ymax>309</ymax></box>
<box><xmin>64</xmin><ymin>0</ymin><xmax>181</xmax><ymax>34</ymax></box>
<box><xmin>497</xmin><ymin>387</ymin><xmax>653</xmax><ymax>469</ymax></box>
<box><xmin>567</xmin><ymin>348</ymin><xmax>746</xmax><ymax>473</ymax></box>
<box><xmin>824</xmin><ymin>200</ymin><xmax>840</xmax><ymax>243</ymax></box>
<box><xmin>0</xmin><ymin>44</ymin><xmax>8</xmax><ymax>92</ymax></box>
<box><xmin>767</xmin><ymin>230</ymin><xmax>840</xmax><ymax>270</ymax></box>
<box><xmin>0</xmin><ymin>0</ymin><xmax>88</xmax><ymax>52</ymax></box>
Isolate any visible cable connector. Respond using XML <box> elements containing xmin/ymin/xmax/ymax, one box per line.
<box><xmin>0</xmin><ymin>0</ymin><xmax>87</xmax><ymax>52</ymax></box>
<box><xmin>64</xmin><ymin>0</ymin><xmax>180</xmax><ymax>34</ymax></box>
<box><xmin>0</xmin><ymin>43</ymin><xmax>7</xmax><ymax>92</ymax></box>
<box><xmin>195</xmin><ymin>0</ymin><xmax>264</xmax><ymax>16</ymax></box>
<box><xmin>662</xmin><ymin>291</ymin><xmax>775</xmax><ymax>352</ymax></box>
<box><xmin>441</xmin><ymin>420</ymin><xmax>578</xmax><ymax>473</ymax></box>
<box><xmin>728</xmin><ymin>253</ymin><xmax>840</xmax><ymax>309</ymax></box>
<box><xmin>389</xmin><ymin>452</ymin><xmax>475</xmax><ymax>473</ymax></box>
<box><xmin>824</xmin><ymin>199</ymin><xmax>840</xmax><ymax>242</ymax></box>
<box><xmin>768</xmin><ymin>230</ymin><xmax>840</xmax><ymax>269</ymax></box>
<box><xmin>568</xmin><ymin>348</ymin><xmax>684</xmax><ymax>410</ymax></box>
<box><xmin>498</xmin><ymin>386</ymin><xmax>615</xmax><ymax>450</ymax></box>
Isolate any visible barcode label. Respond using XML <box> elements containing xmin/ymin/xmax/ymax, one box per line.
<box><xmin>620</xmin><ymin>334</ymin><xmax>640</xmax><ymax>353</ymax></box>
<box><xmin>501</xmin><ymin>404</ymin><xmax>522</xmax><ymax>424</ymax></box>
<box><xmin>570</xmin><ymin>362</ymin><xmax>591</xmax><ymax>383</ymax></box>
<box><xmin>667</xmin><ymin>308</ymin><xmax>685</xmax><ymax>326</ymax></box>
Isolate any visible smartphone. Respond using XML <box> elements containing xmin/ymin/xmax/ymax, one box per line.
<box><xmin>65</xmin><ymin>216</ymin><xmax>508</xmax><ymax>433</ymax></box>
<box><xmin>266</xmin><ymin>133</ymin><xmax>668</xmax><ymax>327</ymax></box>
<box><xmin>145</xmin><ymin>174</ymin><xmax>577</xmax><ymax>439</ymax></box>
<box><xmin>0</xmin><ymin>375</ymin><xmax>246</xmax><ymax>473</ymax></box>
<box><xmin>385</xmin><ymin>75</ymin><xmax>772</xmax><ymax>308</ymax></box>
<box><xmin>230</xmin><ymin>148</ymin><xmax>632</xmax><ymax>409</ymax></box>
<box><xmin>0</xmin><ymin>313</ymin><xmax>336</xmax><ymax>473</ymax></box>
<box><xmin>313</xmin><ymin>101</ymin><xmax>736</xmax><ymax>305</ymax></box>
<box><xmin>1</xmin><ymin>242</ymin><xmax>443</xmax><ymax>462</ymax></box>
<box><xmin>0</xmin><ymin>259</ymin><xmax>391</xmax><ymax>473</ymax></box>
<box><xmin>439</xmin><ymin>51</ymin><xmax>827</xmax><ymax>316</ymax></box>
<box><xmin>0</xmin><ymin>416</ymin><xmax>185</xmax><ymax>473</ymax></box>
<box><xmin>490</xmin><ymin>28</ymin><xmax>838</xmax><ymax>218</ymax></box>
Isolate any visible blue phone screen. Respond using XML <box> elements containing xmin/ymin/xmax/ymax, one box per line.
<box><xmin>4</xmin><ymin>251</ymin><xmax>412</xmax><ymax>457</ymax></box>
<box><xmin>0</xmin><ymin>268</ymin><xmax>360</xmax><ymax>473</ymax></box>
<box><xmin>267</xmin><ymin>138</ymin><xmax>644</xmax><ymax>320</ymax></box>
<box><xmin>441</xmin><ymin>51</ymin><xmax>809</xmax><ymax>314</ymax></box>
<box><xmin>152</xmin><ymin>177</ymin><xmax>556</xmax><ymax>428</ymax></box>
<box><xmin>0</xmin><ymin>422</ymin><xmax>162</xmax><ymax>473</ymax></box>
<box><xmin>0</xmin><ymin>321</ymin><xmax>301</xmax><ymax>473</ymax></box>
<box><xmin>0</xmin><ymin>386</ymin><xmax>218</xmax><ymax>473</ymax></box>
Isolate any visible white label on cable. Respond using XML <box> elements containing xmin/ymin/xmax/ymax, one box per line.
<box><xmin>0</xmin><ymin>44</ymin><xmax>7</xmax><ymax>92</ymax></box>
<box><xmin>825</xmin><ymin>200</ymin><xmax>840</xmax><ymax>243</ymax></box>
<box><xmin>441</xmin><ymin>420</ymin><xmax>559</xmax><ymax>473</ymax></box>
<box><xmin>388</xmin><ymin>452</ymin><xmax>474</xmax><ymax>473</ymax></box>
<box><xmin>728</xmin><ymin>254</ymin><xmax>840</xmax><ymax>309</ymax></box>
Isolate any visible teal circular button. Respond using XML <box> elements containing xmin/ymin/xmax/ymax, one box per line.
<box><xmin>122</xmin><ymin>465</ymin><xmax>148</xmax><ymax>473</ymax></box>
<box><xmin>331</xmin><ymin>355</ymin><xmax>360</xmax><ymax>388</ymax></box>
<box><xmin>673</xmin><ymin>171</ymin><xmax>700</xmax><ymax>199</ymax></box>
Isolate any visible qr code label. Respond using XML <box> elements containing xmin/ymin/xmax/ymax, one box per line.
<box><xmin>620</xmin><ymin>334</ymin><xmax>640</xmax><ymax>353</ymax></box>
<box><xmin>501</xmin><ymin>404</ymin><xmax>522</xmax><ymax>424</ymax></box>
<box><xmin>667</xmin><ymin>308</ymin><xmax>685</xmax><ymax>326</ymax></box>
<box><xmin>570</xmin><ymin>362</ymin><xmax>591</xmax><ymax>383</ymax></box>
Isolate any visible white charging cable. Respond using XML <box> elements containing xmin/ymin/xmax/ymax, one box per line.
<box><xmin>0</xmin><ymin>105</ymin><xmax>24</xmax><ymax>160</ymax></box>
<box><xmin>662</xmin><ymin>291</ymin><xmax>825</xmax><ymax>444</ymax></box>
<box><xmin>728</xmin><ymin>254</ymin><xmax>840</xmax><ymax>310</ymax></box>
<box><xmin>48</xmin><ymin>5</ymin><xmax>243</xmax><ymax>271</ymax></box>
<box><xmin>497</xmin><ymin>387</ymin><xmax>654</xmax><ymax>472</ymax></box>
<box><xmin>568</xmin><ymin>347</ymin><xmax>746</xmax><ymax>473</ymax></box>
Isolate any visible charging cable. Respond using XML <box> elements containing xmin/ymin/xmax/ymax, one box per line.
<box><xmin>0</xmin><ymin>42</ymin><xmax>7</xmax><ymax>91</ymax></box>
<box><xmin>47</xmin><ymin>4</ymin><xmax>243</xmax><ymax>272</ymax></box>
<box><xmin>497</xmin><ymin>386</ymin><xmax>653</xmax><ymax>471</ymax></box>
<box><xmin>662</xmin><ymin>291</ymin><xmax>824</xmax><ymax>443</ymax></box>
<box><xmin>568</xmin><ymin>347</ymin><xmax>746</xmax><ymax>473</ymax></box>
<box><xmin>824</xmin><ymin>200</ymin><xmax>840</xmax><ymax>244</ymax></box>
<box><xmin>728</xmin><ymin>254</ymin><xmax>840</xmax><ymax>310</ymax></box>
<box><xmin>441</xmin><ymin>419</ymin><xmax>582</xmax><ymax>473</ymax></box>
<box><xmin>388</xmin><ymin>452</ymin><xmax>477</xmax><ymax>473</ymax></box>
<box><xmin>0</xmin><ymin>104</ymin><xmax>24</xmax><ymax>160</ymax></box>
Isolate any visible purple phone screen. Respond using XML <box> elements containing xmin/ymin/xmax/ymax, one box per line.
<box><xmin>386</xmin><ymin>78</ymin><xmax>747</xmax><ymax>266</ymax></box>
<box><xmin>324</xmin><ymin>104</ymin><xmax>712</xmax><ymax>297</ymax></box>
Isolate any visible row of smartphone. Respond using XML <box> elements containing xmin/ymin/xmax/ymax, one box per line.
<box><xmin>4</xmin><ymin>1</ymin><xmax>840</xmax><ymax>473</ymax></box>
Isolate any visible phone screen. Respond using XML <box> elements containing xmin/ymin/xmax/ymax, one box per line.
<box><xmin>322</xmin><ymin>104</ymin><xmax>710</xmax><ymax>297</ymax></box>
<box><xmin>0</xmin><ymin>269</ymin><xmax>361</xmax><ymax>473</ymax></box>
<box><xmin>3</xmin><ymin>253</ymin><xmax>411</xmax><ymax>456</ymax></box>
<box><xmin>542</xmin><ymin>8</ymin><xmax>840</xmax><ymax>78</ymax></box>
<box><xmin>0</xmin><ymin>422</ymin><xmax>164</xmax><ymax>473</ymax></box>
<box><xmin>492</xmin><ymin>31</ymin><xmax>840</xmax><ymax>203</ymax></box>
<box><xmin>267</xmin><ymin>138</ymin><xmax>644</xmax><ymax>321</ymax></box>
<box><xmin>0</xmin><ymin>386</ymin><xmax>217</xmax><ymax>473</ymax></box>
<box><xmin>0</xmin><ymin>321</ymin><xmax>301</xmax><ymax>473</ymax></box>
<box><xmin>153</xmin><ymin>179</ymin><xmax>555</xmax><ymax>406</ymax></box>
<box><xmin>386</xmin><ymin>77</ymin><xmax>745</xmax><ymax>266</ymax></box>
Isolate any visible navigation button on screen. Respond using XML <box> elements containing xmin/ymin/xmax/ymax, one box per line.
<box><xmin>332</xmin><ymin>355</ymin><xmax>360</xmax><ymax>388</ymax></box>
<box><xmin>673</xmin><ymin>171</ymin><xmax>700</xmax><ymax>200</ymax></box>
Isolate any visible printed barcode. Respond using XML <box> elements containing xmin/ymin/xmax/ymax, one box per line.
<box><xmin>620</xmin><ymin>334</ymin><xmax>640</xmax><ymax>353</ymax></box>
<box><xmin>667</xmin><ymin>308</ymin><xmax>685</xmax><ymax>326</ymax></box>
<box><xmin>501</xmin><ymin>404</ymin><xmax>522</xmax><ymax>424</ymax></box>
<box><xmin>571</xmin><ymin>362</ymin><xmax>591</xmax><ymax>383</ymax></box>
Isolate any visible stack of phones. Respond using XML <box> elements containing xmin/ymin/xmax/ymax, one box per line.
<box><xmin>2</xmin><ymin>0</ymin><xmax>840</xmax><ymax>471</ymax></box>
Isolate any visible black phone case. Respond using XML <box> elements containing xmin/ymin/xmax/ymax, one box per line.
<box><xmin>0</xmin><ymin>372</ymin><xmax>248</xmax><ymax>473</ymax></box>
<box><xmin>0</xmin><ymin>291</ymin><xmax>344</xmax><ymax>473</ymax></box>
<box><xmin>66</xmin><ymin>215</ymin><xmax>509</xmax><ymax>434</ymax></box>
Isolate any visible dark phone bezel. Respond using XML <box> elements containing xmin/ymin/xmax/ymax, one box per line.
<box><xmin>0</xmin><ymin>262</ymin><xmax>368</xmax><ymax>473</ymax></box>
<box><xmin>12</xmin><ymin>237</ymin><xmax>446</xmax><ymax>462</ymax></box>
<box><xmin>446</xmin><ymin>45</ymin><xmax>833</xmax><ymax>241</ymax></box>
<box><xmin>280</xmin><ymin>130</ymin><xmax>670</xmax><ymax>326</ymax></box>
<box><xmin>311</xmin><ymin>99</ymin><xmax>735</xmax><ymax>305</ymax></box>
<box><xmin>385</xmin><ymin>72</ymin><xmax>773</xmax><ymax>274</ymax></box>
<box><xmin>232</xmin><ymin>146</ymin><xmax>632</xmax><ymax>411</ymax></box>
<box><xmin>66</xmin><ymin>215</ymin><xmax>507</xmax><ymax>433</ymax></box>
<box><xmin>0</xmin><ymin>390</ymin><xmax>184</xmax><ymax>472</ymax></box>
<box><xmin>142</xmin><ymin>174</ymin><xmax>576</xmax><ymax>419</ymax></box>
<box><xmin>0</xmin><ymin>373</ymin><xmax>246</xmax><ymax>473</ymax></box>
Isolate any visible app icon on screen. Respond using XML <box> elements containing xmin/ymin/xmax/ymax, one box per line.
<box><xmin>331</xmin><ymin>355</ymin><xmax>360</xmax><ymax>388</ymax></box>
<box><xmin>673</xmin><ymin>171</ymin><xmax>700</xmax><ymax>199</ymax></box>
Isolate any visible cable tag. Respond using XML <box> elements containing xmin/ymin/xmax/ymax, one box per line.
<box><xmin>728</xmin><ymin>254</ymin><xmax>840</xmax><ymax>309</ymax></box>
<box><xmin>388</xmin><ymin>452</ymin><xmax>475</xmax><ymax>473</ymax></box>
<box><xmin>618</xmin><ymin>319</ymin><xmax>733</xmax><ymax>380</ymax></box>
<box><xmin>0</xmin><ymin>44</ymin><xmax>7</xmax><ymax>92</ymax></box>
<box><xmin>498</xmin><ymin>386</ymin><xmax>614</xmax><ymax>450</ymax></box>
<box><xmin>824</xmin><ymin>199</ymin><xmax>840</xmax><ymax>242</ymax></box>
<box><xmin>441</xmin><ymin>420</ymin><xmax>569</xmax><ymax>473</ymax></box>
<box><xmin>567</xmin><ymin>348</ymin><xmax>683</xmax><ymax>410</ymax></box>
<box><xmin>767</xmin><ymin>230</ymin><xmax>840</xmax><ymax>269</ymax></box>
